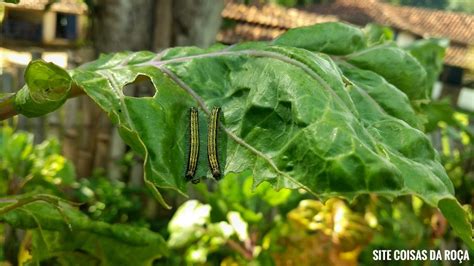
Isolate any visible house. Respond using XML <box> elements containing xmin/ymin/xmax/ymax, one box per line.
<box><xmin>219</xmin><ymin>0</ymin><xmax>474</xmax><ymax>111</ymax></box>
<box><xmin>1</xmin><ymin>0</ymin><xmax>87</xmax><ymax>46</ymax></box>
<box><xmin>0</xmin><ymin>0</ymin><xmax>91</xmax><ymax>152</ymax></box>
<box><xmin>1</xmin><ymin>0</ymin><xmax>88</xmax><ymax>94</ymax></box>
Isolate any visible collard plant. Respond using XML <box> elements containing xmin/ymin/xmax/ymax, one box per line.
<box><xmin>0</xmin><ymin>22</ymin><xmax>472</xmax><ymax>249</ymax></box>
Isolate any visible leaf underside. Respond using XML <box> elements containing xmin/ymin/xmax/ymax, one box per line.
<box><xmin>0</xmin><ymin>198</ymin><xmax>169</xmax><ymax>265</ymax></box>
<box><xmin>15</xmin><ymin>22</ymin><xmax>473</xmax><ymax>247</ymax></box>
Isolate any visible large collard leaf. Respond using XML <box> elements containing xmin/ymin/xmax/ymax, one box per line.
<box><xmin>18</xmin><ymin>22</ymin><xmax>471</xmax><ymax>247</ymax></box>
<box><xmin>0</xmin><ymin>196</ymin><xmax>168</xmax><ymax>265</ymax></box>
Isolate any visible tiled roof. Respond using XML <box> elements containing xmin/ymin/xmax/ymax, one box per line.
<box><xmin>220</xmin><ymin>0</ymin><xmax>474</xmax><ymax>69</ymax></box>
<box><xmin>308</xmin><ymin>0</ymin><xmax>474</xmax><ymax>44</ymax></box>
<box><xmin>4</xmin><ymin>0</ymin><xmax>87</xmax><ymax>15</ymax></box>
<box><xmin>445</xmin><ymin>45</ymin><xmax>474</xmax><ymax>69</ymax></box>
<box><xmin>222</xmin><ymin>2</ymin><xmax>338</xmax><ymax>29</ymax></box>
<box><xmin>217</xmin><ymin>23</ymin><xmax>285</xmax><ymax>43</ymax></box>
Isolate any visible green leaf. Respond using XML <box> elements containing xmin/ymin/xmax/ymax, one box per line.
<box><xmin>405</xmin><ymin>38</ymin><xmax>448</xmax><ymax>92</ymax></box>
<box><xmin>363</xmin><ymin>23</ymin><xmax>394</xmax><ymax>46</ymax></box>
<box><xmin>0</xmin><ymin>197</ymin><xmax>169</xmax><ymax>264</ymax></box>
<box><xmin>30</xmin><ymin>229</ymin><xmax>164</xmax><ymax>266</ymax></box>
<box><xmin>346</xmin><ymin>44</ymin><xmax>429</xmax><ymax>101</ymax></box>
<box><xmin>273</xmin><ymin>22</ymin><xmax>366</xmax><ymax>55</ymax></box>
<box><xmin>422</xmin><ymin>99</ymin><xmax>457</xmax><ymax>133</ymax></box>
<box><xmin>1</xmin><ymin>0</ymin><xmax>20</xmax><ymax>3</ymax></box>
<box><xmin>14</xmin><ymin>60</ymin><xmax>72</xmax><ymax>117</ymax></box>
<box><xmin>338</xmin><ymin>63</ymin><xmax>423</xmax><ymax>130</ymax></box>
<box><xmin>0</xmin><ymin>127</ymin><xmax>76</xmax><ymax>192</ymax></box>
<box><xmin>438</xmin><ymin>199</ymin><xmax>474</xmax><ymax>248</ymax></box>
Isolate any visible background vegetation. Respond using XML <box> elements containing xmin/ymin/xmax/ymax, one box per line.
<box><xmin>0</xmin><ymin>0</ymin><xmax>473</xmax><ymax>265</ymax></box>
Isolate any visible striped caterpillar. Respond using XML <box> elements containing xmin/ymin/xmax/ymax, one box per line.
<box><xmin>207</xmin><ymin>107</ymin><xmax>221</xmax><ymax>179</ymax></box>
<box><xmin>185</xmin><ymin>107</ymin><xmax>200</xmax><ymax>183</ymax></box>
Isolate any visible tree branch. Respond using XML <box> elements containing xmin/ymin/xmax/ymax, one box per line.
<box><xmin>0</xmin><ymin>94</ymin><xmax>17</xmax><ymax>121</ymax></box>
<box><xmin>0</xmin><ymin>84</ymin><xmax>85</xmax><ymax>121</ymax></box>
<box><xmin>226</xmin><ymin>239</ymin><xmax>253</xmax><ymax>260</ymax></box>
<box><xmin>0</xmin><ymin>73</ymin><xmax>157</xmax><ymax>121</ymax></box>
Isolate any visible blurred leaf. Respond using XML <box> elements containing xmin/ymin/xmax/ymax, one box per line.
<box><xmin>247</xmin><ymin>178</ymin><xmax>292</xmax><ymax>207</ymax></box>
<box><xmin>0</xmin><ymin>126</ymin><xmax>75</xmax><ymax>192</ymax></box>
<box><xmin>29</xmin><ymin>229</ymin><xmax>166</xmax><ymax>266</ymax></box>
<box><xmin>405</xmin><ymin>38</ymin><xmax>448</xmax><ymax>93</ymax></box>
<box><xmin>273</xmin><ymin>199</ymin><xmax>372</xmax><ymax>265</ymax></box>
<box><xmin>363</xmin><ymin>23</ymin><xmax>394</xmax><ymax>46</ymax></box>
<box><xmin>0</xmin><ymin>197</ymin><xmax>169</xmax><ymax>265</ymax></box>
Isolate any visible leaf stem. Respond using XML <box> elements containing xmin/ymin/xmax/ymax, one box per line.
<box><xmin>0</xmin><ymin>195</ymin><xmax>57</xmax><ymax>216</ymax></box>
<box><xmin>227</xmin><ymin>239</ymin><xmax>253</xmax><ymax>260</ymax></box>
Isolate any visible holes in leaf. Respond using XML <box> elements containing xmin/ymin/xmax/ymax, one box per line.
<box><xmin>229</xmin><ymin>87</ymin><xmax>249</xmax><ymax>98</ymax></box>
<box><xmin>123</xmin><ymin>75</ymin><xmax>155</xmax><ymax>98</ymax></box>
<box><xmin>285</xmin><ymin>164</ymin><xmax>294</xmax><ymax>172</ymax></box>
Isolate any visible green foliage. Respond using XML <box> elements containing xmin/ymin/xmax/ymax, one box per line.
<box><xmin>198</xmin><ymin>172</ymin><xmax>293</xmax><ymax>223</ymax></box>
<box><xmin>74</xmin><ymin>175</ymin><xmax>144</xmax><ymax>223</ymax></box>
<box><xmin>405</xmin><ymin>38</ymin><xmax>448</xmax><ymax>97</ymax></box>
<box><xmin>6</xmin><ymin>22</ymin><xmax>473</xmax><ymax>247</ymax></box>
<box><xmin>447</xmin><ymin>0</ymin><xmax>474</xmax><ymax>13</ymax></box>
<box><xmin>422</xmin><ymin>98</ymin><xmax>474</xmax><ymax>207</ymax></box>
<box><xmin>0</xmin><ymin>0</ymin><xmax>20</xmax><ymax>3</ymax></box>
<box><xmin>164</xmin><ymin>196</ymin><xmax>376</xmax><ymax>265</ymax></box>
<box><xmin>0</xmin><ymin>127</ymin><xmax>168</xmax><ymax>265</ymax></box>
<box><xmin>0</xmin><ymin>126</ymin><xmax>75</xmax><ymax>195</ymax></box>
<box><xmin>0</xmin><ymin>196</ymin><xmax>169</xmax><ymax>265</ymax></box>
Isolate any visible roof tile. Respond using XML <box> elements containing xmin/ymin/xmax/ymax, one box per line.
<box><xmin>220</xmin><ymin>0</ymin><xmax>473</xmax><ymax>69</ymax></box>
<box><xmin>4</xmin><ymin>0</ymin><xmax>87</xmax><ymax>15</ymax></box>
